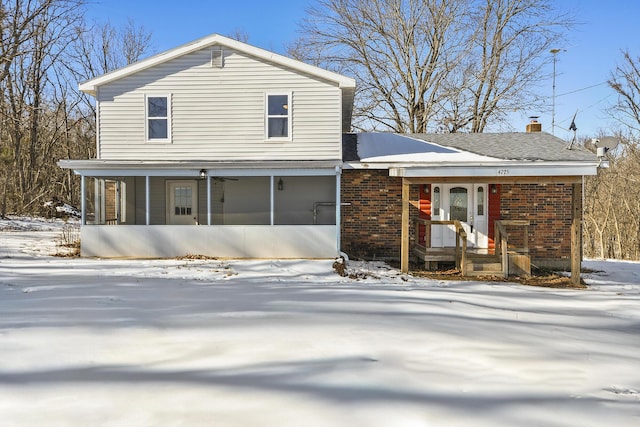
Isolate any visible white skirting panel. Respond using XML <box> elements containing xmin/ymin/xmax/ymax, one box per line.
<box><xmin>81</xmin><ymin>225</ymin><xmax>339</xmax><ymax>258</ymax></box>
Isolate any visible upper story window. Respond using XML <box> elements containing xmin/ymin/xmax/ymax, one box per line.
<box><xmin>146</xmin><ymin>94</ymin><xmax>171</xmax><ymax>142</ymax></box>
<box><xmin>266</xmin><ymin>92</ymin><xmax>291</xmax><ymax>140</ymax></box>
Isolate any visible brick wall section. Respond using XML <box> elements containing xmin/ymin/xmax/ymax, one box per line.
<box><xmin>500</xmin><ymin>183</ymin><xmax>573</xmax><ymax>264</ymax></box>
<box><xmin>341</xmin><ymin>169</ymin><xmax>420</xmax><ymax>259</ymax></box>
<box><xmin>341</xmin><ymin>170</ymin><xmax>574</xmax><ymax>265</ymax></box>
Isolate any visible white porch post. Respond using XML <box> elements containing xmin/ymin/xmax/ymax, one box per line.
<box><xmin>145</xmin><ymin>175</ymin><xmax>150</xmax><ymax>225</ymax></box>
<box><xmin>207</xmin><ymin>174</ymin><xmax>211</xmax><ymax>225</ymax></box>
<box><xmin>270</xmin><ymin>176</ymin><xmax>275</xmax><ymax>226</ymax></box>
<box><xmin>80</xmin><ymin>175</ymin><xmax>86</xmax><ymax>225</ymax></box>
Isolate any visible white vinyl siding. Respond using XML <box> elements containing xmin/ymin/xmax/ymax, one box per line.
<box><xmin>96</xmin><ymin>47</ymin><xmax>342</xmax><ymax>161</ymax></box>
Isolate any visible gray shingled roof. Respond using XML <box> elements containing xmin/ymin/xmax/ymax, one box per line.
<box><xmin>409</xmin><ymin>132</ymin><xmax>596</xmax><ymax>161</ymax></box>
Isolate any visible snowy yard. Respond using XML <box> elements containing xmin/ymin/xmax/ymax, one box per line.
<box><xmin>1</xmin><ymin>218</ymin><xmax>639</xmax><ymax>426</ymax></box>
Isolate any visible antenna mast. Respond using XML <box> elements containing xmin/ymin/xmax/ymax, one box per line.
<box><xmin>550</xmin><ymin>48</ymin><xmax>562</xmax><ymax>135</ymax></box>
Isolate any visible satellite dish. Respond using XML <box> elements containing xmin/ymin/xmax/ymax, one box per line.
<box><xmin>595</xmin><ymin>136</ymin><xmax>619</xmax><ymax>150</ymax></box>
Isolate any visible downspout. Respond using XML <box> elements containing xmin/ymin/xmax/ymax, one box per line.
<box><xmin>145</xmin><ymin>175</ymin><xmax>150</xmax><ymax>225</ymax></box>
<box><xmin>270</xmin><ymin>176</ymin><xmax>275</xmax><ymax>226</ymax></box>
<box><xmin>207</xmin><ymin>173</ymin><xmax>211</xmax><ymax>225</ymax></box>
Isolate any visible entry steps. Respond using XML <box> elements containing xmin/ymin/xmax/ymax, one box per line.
<box><xmin>414</xmin><ymin>247</ymin><xmax>528</xmax><ymax>277</ymax></box>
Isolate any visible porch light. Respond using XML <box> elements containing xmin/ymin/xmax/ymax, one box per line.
<box><xmin>199</xmin><ymin>169</ymin><xmax>207</xmax><ymax>179</ymax></box>
<box><xmin>491</xmin><ymin>184</ymin><xmax>498</xmax><ymax>194</ymax></box>
<box><xmin>423</xmin><ymin>184</ymin><xmax>429</xmax><ymax>194</ymax></box>
<box><xmin>277</xmin><ymin>178</ymin><xmax>284</xmax><ymax>191</ymax></box>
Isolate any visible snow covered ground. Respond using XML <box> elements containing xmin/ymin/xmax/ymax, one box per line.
<box><xmin>1</xmin><ymin>217</ymin><xmax>639</xmax><ymax>426</ymax></box>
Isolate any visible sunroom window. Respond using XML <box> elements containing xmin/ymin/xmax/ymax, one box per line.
<box><xmin>146</xmin><ymin>95</ymin><xmax>171</xmax><ymax>142</ymax></box>
<box><xmin>266</xmin><ymin>93</ymin><xmax>291</xmax><ymax>139</ymax></box>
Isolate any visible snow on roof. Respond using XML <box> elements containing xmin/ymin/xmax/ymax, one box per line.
<box><xmin>356</xmin><ymin>133</ymin><xmax>502</xmax><ymax>163</ymax></box>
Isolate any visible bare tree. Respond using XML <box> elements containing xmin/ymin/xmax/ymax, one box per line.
<box><xmin>0</xmin><ymin>0</ymin><xmax>85</xmax><ymax>216</ymax></box>
<box><xmin>0</xmin><ymin>1</ymin><xmax>153</xmax><ymax>216</ymax></box>
<box><xmin>583</xmin><ymin>138</ymin><xmax>640</xmax><ymax>260</ymax></box>
<box><xmin>292</xmin><ymin>0</ymin><xmax>572</xmax><ymax>133</ymax></box>
<box><xmin>0</xmin><ymin>0</ymin><xmax>58</xmax><ymax>84</ymax></box>
<box><xmin>67</xmin><ymin>19</ymin><xmax>154</xmax><ymax>83</ymax></box>
<box><xmin>227</xmin><ymin>28</ymin><xmax>249</xmax><ymax>43</ymax></box>
<box><xmin>609</xmin><ymin>50</ymin><xmax>640</xmax><ymax>136</ymax></box>
<box><xmin>581</xmin><ymin>51</ymin><xmax>640</xmax><ymax>261</ymax></box>
<box><xmin>121</xmin><ymin>18</ymin><xmax>153</xmax><ymax>66</ymax></box>
<box><xmin>446</xmin><ymin>0</ymin><xmax>570</xmax><ymax>132</ymax></box>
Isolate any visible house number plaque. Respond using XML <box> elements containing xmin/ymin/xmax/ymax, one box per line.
<box><xmin>497</xmin><ymin>169</ymin><xmax>510</xmax><ymax>175</ymax></box>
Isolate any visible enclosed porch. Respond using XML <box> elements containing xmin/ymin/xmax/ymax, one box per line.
<box><xmin>59</xmin><ymin>160</ymin><xmax>343</xmax><ymax>258</ymax></box>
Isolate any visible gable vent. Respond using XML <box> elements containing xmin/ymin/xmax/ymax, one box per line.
<box><xmin>211</xmin><ymin>48</ymin><xmax>224</xmax><ymax>68</ymax></box>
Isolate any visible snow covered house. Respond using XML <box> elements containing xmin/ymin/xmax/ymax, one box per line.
<box><xmin>59</xmin><ymin>34</ymin><xmax>600</xmax><ymax>282</ymax></box>
<box><xmin>58</xmin><ymin>34</ymin><xmax>355</xmax><ymax>258</ymax></box>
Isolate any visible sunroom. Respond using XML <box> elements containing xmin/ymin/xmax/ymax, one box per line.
<box><xmin>58</xmin><ymin>160</ymin><xmax>342</xmax><ymax>259</ymax></box>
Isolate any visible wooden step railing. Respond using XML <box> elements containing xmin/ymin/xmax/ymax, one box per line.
<box><xmin>415</xmin><ymin>219</ymin><xmax>467</xmax><ymax>270</ymax></box>
<box><xmin>415</xmin><ymin>218</ymin><xmax>531</xmax><ymax>277</ymax></box>
<box><xmin>494</xmin><ymin>220</ymin><xmax>530</xmax><ymax>277</ymax></box>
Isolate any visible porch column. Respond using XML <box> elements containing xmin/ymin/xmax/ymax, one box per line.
<box><xmin>571</xmin><ymin>182</ymin><xmax>583</xmax><ymax>285</ymax></box>
<box><xmin>401</xmin><ymin>178</ymin><xmax>410</xmax><ymax>273</ymax></box>
<box><xmin>207</xmin><ymin>174</ymin><xmax>212</xmax><ymax>225</ymax></box>
<box><xmin>145</xmin><ymin>175</ymin><xmax>150</xmax><ymax>225</ymax></box>
<box><xmin>80</xmin><ymin>175</ymin><xmax>86</xmax><ymax>225</ymax></box>
<box><xmin>270</xmin><ymin>176</ymin><xmax>275</xmax><ymax>226</ymax></box>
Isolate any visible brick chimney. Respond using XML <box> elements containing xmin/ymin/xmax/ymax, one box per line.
<box><xmin>526</xmin><ymin>117</ymin><xmax>542</xmax><ymax>133</ymax></box>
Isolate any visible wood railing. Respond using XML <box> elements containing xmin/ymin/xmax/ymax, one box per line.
<box><xmin>415</xmin><ymin>218</ymin><xmax>530</xmax><ymax>277</ymax></box>
<box><xmin>415</xmin><ymin>219</ymin><xmax>467</xmax><ymax>270</ymax></box>
<box><xmin>494</xmin><ymin>220</ymin><xmax>530</xmax><ymax>277</ymax></box>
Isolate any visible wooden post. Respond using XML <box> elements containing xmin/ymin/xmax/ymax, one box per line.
<box><xmin>455</xmin><ymin>226</ymin><xmax>460</xmax><ymax>269</ymax></box>
<box><xmin>461</xmin><ymin>231</ymin><xmax>467</xmax><ymax>275</ymax></box>
<box><xmin>571</xmin><ymin>182</ymin><xmax>582</xmax><ymax>285</ymax></box>
<box><xmin>501</xmin><ymin>235</ymin><xmax>508</xmax><ymax>278</ymax></box>
<box><xmin>401</xmin><ymin>179</ymin><xmax>410</xmax><ymax>273</ymax></box>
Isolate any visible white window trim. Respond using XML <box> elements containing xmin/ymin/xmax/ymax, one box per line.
<box><xmin>265</xmin><ymin>91</ymin><xmax>292</xmax><ymax>141</ymax></box>
<box><xmin>145</xmin><ymin>94</ymin><xmax>172</xmax><ymax>143</ymax></box>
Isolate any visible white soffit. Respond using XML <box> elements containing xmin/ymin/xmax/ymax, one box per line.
<box><xmin>389</xmin><ymin>163</ymin><xmax>599</xmax><ymax>177</ymax></box>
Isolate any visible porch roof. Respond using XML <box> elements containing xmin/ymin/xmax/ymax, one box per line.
<box><xmin>343</xmin><ymin>132</ymin><xmax>600</xmax><ymax>177</ymax></box>
<box><xmin>57</xmin><ymin>159</ymin><xmax>341</xmax><ymax>177</ymax></box>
